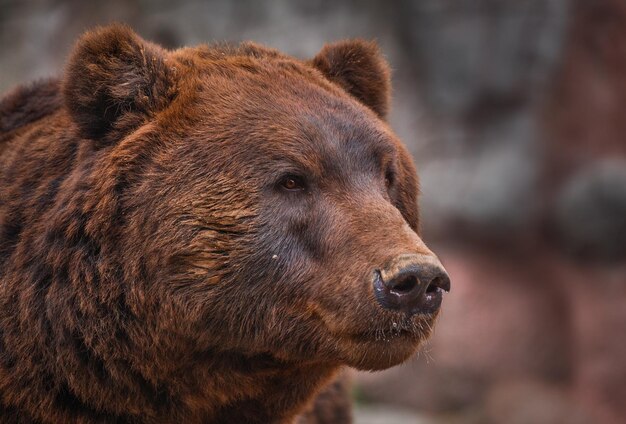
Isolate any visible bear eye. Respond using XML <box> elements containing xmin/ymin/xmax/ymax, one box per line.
<box><xmin>279</xmin><ymin>175</ymin><xmax>306</xmax><ymax>192</ymax></box>
<box><xmin>384</xmin><ymin>168</ymin><xmax>395</xmax><ymax>188</ymax></box>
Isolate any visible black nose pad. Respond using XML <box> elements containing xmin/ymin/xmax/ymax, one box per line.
<box><xmin>374</xmin><ymin>254</ymin><xmax>450</xmax><ymax>316</ymax></box>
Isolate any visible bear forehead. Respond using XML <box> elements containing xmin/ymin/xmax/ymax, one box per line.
<box><xmin>173</xmin><ymin>43</ymin><xmax>376</xmax><ymax>118</ymax></box>
<box><xmin>168</xmin><ymin>46</ymin><xmax>397</xmax><ymax>163</ymax></box>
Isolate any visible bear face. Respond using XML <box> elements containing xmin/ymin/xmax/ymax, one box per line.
<box><xmin>0</xmin><ymin>24</ymin><xmax>449</xmax><ymax>423</ymax></box>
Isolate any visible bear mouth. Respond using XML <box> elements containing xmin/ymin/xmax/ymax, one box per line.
<box><xmin>342</xmin><ymin>311</ymin><xmax>437</xmax><ymax>345</ymax></box>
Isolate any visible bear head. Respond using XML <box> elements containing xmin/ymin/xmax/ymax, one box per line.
<box><xmin>62</xmin><ymin>24</ymin><xmax>450</xmax><ymax>373</ymax></box>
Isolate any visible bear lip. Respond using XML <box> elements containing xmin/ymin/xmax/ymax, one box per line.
<box><xmin>339</xmin><ymin>310</ymin><xmax>437</xmax><ymax>343</ymax></box>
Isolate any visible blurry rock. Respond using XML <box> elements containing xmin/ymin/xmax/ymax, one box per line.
<box><xmin>551</xmin><ymin>258</ymin><xmax>626</xmax><ymax>424</ymax></box>
<box><xmin>389</xmin><ymin>0</ymin><xmax>570</xmax><ymax>244</ymax></box>
<box><xmin>553</xmin><ymin>160</ymin><xmax>626</xmax><ymax>262</ymax></box>
<box><xmin>355</xmin><ymin>358</ymin><xmax>485</xmax><ymax>414</ymax></box>
<box><xmin>419</xmin><ymin>133</ymin><xmax>538</xmax><ymax>240</ymax></box>
<box><xmin>354</xmin><ymin>405</ymin><xmax>435</xmax><ymax>424</ymax></box>
<box><xmin>485</xmin><ymin>380</ymin><xmax>594</xmax><ymax>424</ymax></box>
<box><xmin>393</xmin><ymin>0</ymin><xmax>568</xmax><ymax>118</ymax></box>
<box><xmin>543</xmin><ymin>0</ymin><xmax>626</xmax><ymax>176</ymax></box>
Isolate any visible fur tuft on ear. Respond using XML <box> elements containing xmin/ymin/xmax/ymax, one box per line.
<box><xmin>63</xmin><ymin>24</ymin><xmax>176</xmax><ymax>142</ymax></box>
<box><xmin>311</xmin><ymin>40</ymin><xmax>391</xmax><ymax>118</ymax></box>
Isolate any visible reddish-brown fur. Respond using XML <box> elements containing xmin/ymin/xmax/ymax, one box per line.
<box><xmin>0</xmin><ymin>25</ymin><xmax>441</xmax><ymax>423</ymax></box>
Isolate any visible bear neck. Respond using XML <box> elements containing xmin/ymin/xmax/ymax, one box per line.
<box><xmin>168</xmin><ymin>349</ymin><xmax>341</xmax><ymax>423</ymax></box>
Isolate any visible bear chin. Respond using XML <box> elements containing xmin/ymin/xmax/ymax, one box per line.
<box><xmin>332</xmin><ymin>313</ymin><xmax>438</xmax><ymax>371</ymax></box>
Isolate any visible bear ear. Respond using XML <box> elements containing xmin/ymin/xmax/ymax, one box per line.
<box><xmin>63</xmin><ymin>24</ymin><xmax>177</xmax><ymax>142</ymax></box>
<box><xmin>311</xmin><ymin>40</ymin><xmax>391</xmax><ymax>119</ymax></box>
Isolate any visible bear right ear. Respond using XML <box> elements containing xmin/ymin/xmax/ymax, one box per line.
<box><xmin>311</xmin><ymin>40</ymin><xmax>391</xmax><ymax>119</ymax></box>
<box><xmin>63</xmin><ymin>24</ymin><xmax>177</xmax><ymax>142</ymax></box>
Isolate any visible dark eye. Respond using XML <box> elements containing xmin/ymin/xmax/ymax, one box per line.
<box><xmin>279</xmin><ymin>175</ymin><xmax>306</xmax><ymax>192</ymax></box>
<box><xmin>384</xmin><ymin>168</ymin><xmax>395</xmax><ymax>188</ymax></box>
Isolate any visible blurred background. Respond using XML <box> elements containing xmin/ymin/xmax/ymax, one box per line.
<box><xmin>2</xmin><ymin>1</ymin><xmax>625</xmax><ymax>423</ymax></box>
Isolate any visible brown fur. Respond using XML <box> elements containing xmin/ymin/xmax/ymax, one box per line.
<box><xmin>0</xmin><ymin>24</ymin><xmax>441</xmax><ymax>423</ymax></box>
<box><xmin>311</xmin><ymin>40</ymin><xmax>391</xmax><ymax>118</ymax></box>
<box><xmin>0</xmin><ymin>78</ymin><xmax>62</xmax><ymax>151</ymax></box>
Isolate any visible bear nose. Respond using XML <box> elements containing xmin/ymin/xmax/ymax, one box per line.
<box><xmin>373</xmin><ymin>254</ymin><xmax>450</xmax><ymax>316</ymax></box>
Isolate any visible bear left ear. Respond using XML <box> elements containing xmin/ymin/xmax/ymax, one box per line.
<box><xmin>63</xmin><ymin>24</ymin><xmax>177</xmax><ymax>142</ymax></box>
<box><xmin>311</xmin><ymin>40</ymin><xmax>391</xmax><ymax>119</ymax></box>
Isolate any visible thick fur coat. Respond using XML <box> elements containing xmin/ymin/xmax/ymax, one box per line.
<box><xmin>0</xmin><ymin>25</ymin><xmax>445</xmax><ymax>423</ymax></box>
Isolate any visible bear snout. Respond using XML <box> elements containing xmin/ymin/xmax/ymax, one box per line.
<box><xmin>373</xmin><ymin>253</ymin><xmax>450</xmax><ymax>316</ymax></box>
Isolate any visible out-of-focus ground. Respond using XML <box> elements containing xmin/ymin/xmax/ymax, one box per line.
<box><xmin>2</xmin><ymin>1</ymin><xmax>625</xmax><ymax>423</ymax></box>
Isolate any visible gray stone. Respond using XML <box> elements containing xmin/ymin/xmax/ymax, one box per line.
<box><xmin>554</xmin><ymin>159</ymin><xmax>626</xmax><ymax>261</ymax></box>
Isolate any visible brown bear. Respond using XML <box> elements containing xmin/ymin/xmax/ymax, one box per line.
<box><xmin>0</xmin><ymin>25</ymin><xmax>450</xmax><ymax>423</ymax></box>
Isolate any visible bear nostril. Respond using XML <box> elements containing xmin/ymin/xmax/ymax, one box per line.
<box><xmin>426</xmin><ymin>276</ymin><xmax>443</xmax><ymax>293</ymax></box>
<box><xmin>426</xmin><ymin>280</ymin><xmax>438</xmax><ymax>294</ymax></box>
<box><xmin>426</xmin><ymin>273</ymin><xmax>451</xmax><ymax>294</ymax></box>
<box><xmin>390</xmin><ymin>275</ymin><xmax>417</xmax><ymax>294</ymax></box>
